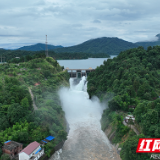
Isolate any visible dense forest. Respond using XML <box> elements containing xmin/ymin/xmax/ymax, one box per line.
<box><xmin>0</xmin><ymin>56</ymin><xmax>69</xmax><ymax>159</ymax></box>
<box><xmin>54</xmin><ymin>37</ymin><xmax>138</xmax><ymax>55</ymax></box>
<box><xmin>87</xmin><ymin>45</ymin><xmax>160</xmax><ymax>160</ymax></box>
<box><xmin>18</xmin><ymin>43</ymin><xmax>63</xmax><ymax>51</ymax></box>
<box><xmin>0</xmin><ymin>50</ymin><xmax>110</xmax><ymax>63</ymax></box>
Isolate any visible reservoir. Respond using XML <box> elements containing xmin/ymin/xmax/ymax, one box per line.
<box><xmin>57</xmin><ymin>56</ymin><xmax>116</xmax><ymax>69</ymax></box>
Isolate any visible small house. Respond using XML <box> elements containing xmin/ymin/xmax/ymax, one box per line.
<box><xmin>40</xmin><ymin>136</ymin><xmax>55</xmax><ymax>146</ymax></box>
<box><xmin>34</xmin><ymin>82</ymin><xmax>40</xmax><ymax>86</ymax></box>
<box><xmin>45</xmin><ymin>136</ymin><xmax>55</xmax><ymax>142</ymax></box>
<box><xmin>19</xmin><ymin>141</ymin><xmax>44</xmax><ymax>160</ymax></box>
<box><xmin>124</xmin><ymin>115</ymin><xmax>135</xmax><ymax>124</ymax></box>
<box><xmin>2</xmin><ymin>140</ymin><xmax>23</xmax><ymax>158</ymax></box>
<box><xmin>128</xmin><ymin>105</ymin><xmax>136</xmax><ymax>109</ymax></box>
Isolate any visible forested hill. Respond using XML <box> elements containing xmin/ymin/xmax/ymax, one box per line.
<box><xmin>53</xmin><ymin>37</ymin><xmax>138</xmax><ymax>55</ymax></box>
<box><xmin>0</xmin><ymin>50</ymin><xmax>110</xmax><ymax>62</ymax></box>
<box><xmin>0</xmin><ymin>57</ymin><xmax>69</xmax><ymax>159</ymax></box>
<box><xmin>135</xmin><ymin>34</ymin><xmax>160</xmax><ymax>49</ymax></box>
<box><xmin>87</xmin><ymin>46</ymin><xmax>160</xmax><ymax>160</ymax></box>
<box><xmin>18</xmin><ymin>43</ymin><xmax>63</xmax><ymax>51</ymax></box>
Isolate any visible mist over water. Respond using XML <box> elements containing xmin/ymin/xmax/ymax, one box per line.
<box><xmin>49</xmin><ymin>77</ymin><xmax>120</xmax><ymax>160</ymax></box>
<box><xmin>59</xmin><ymin>77</ymin><xmax>105</xmax><ymax>131</ymax></box>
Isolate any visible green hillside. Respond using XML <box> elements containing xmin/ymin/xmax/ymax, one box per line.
<box><xmin>54</xmin><ymin>37</ymin><xmax>138</xmax><ymax>55</ymax></box>
<box><xmin>87</xmin><ymin>46</ymin><xmax>160</xmax><ymax>160</ymax></box>
<box><xmin>0</xmin><ymin>50</ymin><xmax>110</xmax><ymax>63</ymax></box>
<box><xmin>18</xmin><ymin>43</ymin><xmax>63</xmax><ymax>51</ymax></box>
<box><xmin>0</xmin><ymin>56</ymin><xmax>69</xmax><ymax>158</ymax></box>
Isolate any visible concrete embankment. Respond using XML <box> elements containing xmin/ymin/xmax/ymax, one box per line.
<box><xmin>104</xmin><ymin>125</ymin><xmax>122</xmax><ymax>160</ymax></box>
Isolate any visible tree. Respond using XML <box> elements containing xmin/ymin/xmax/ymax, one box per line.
<box><xmin>0</xmin><ymin>116</ymin><xmax>10</xmax><ymax>131</ymax></box>
<box><xmin>7</xmin><ymin>103</ymin><xmax>27</xmax><ymax>125</ymax></box>
<box><xmin>134</xmin><ymin>102</ymin><xmax>147</xmax><ymax>123</ymax></box>
<box><xmin>20</xmin><ymin>97</ymin><xmax>29</xmax><ymax>109</ymax></box>
<box><xmin>1</xmin><ymin>154</ymin><xmax>10</xmax><ymax>160</ymax></box>
<box><xmin>137</xmin><ymin>85</ymin><xmax>145</xmax><ymax>97</ymax></box>
<box><xmin>57</xmin><ymin>130</ymin><xmax>67</xmax><ymax>140</ymax></box>
<box><xmin>120</xmin><ymin>134</ymin><xmax>150</xmax><ymax>160</ymax></box>
<box><xmin>18</xmin><ymin>131</ymin><xmax>29</xmax><ymax>143</ymax></box>
<box><xmin>0</xmin><ymin>146</ymin><xmax>2</xmax><ymax>158</ymax></box>
<box><xmin>144</xmin><ymin>92</ymin><xmax>151</xmax><ymax>100</ymax></box>
<box><xmin>108</xmin><ymin>98</ymin><xmax>121</xmax><ymax>111</ymax></box>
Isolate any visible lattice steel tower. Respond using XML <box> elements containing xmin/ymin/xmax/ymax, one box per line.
<box><xmin>45</xmin><ymin>35</ymin><xmax>48</xmax><ymax>57</ymax></box>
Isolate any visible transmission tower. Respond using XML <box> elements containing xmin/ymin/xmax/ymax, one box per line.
<box><xmin>45</xmin><ymin>35</ymin><xmax>48</xmax><ymax>57</ymax></box>
<box><xmin>1</xmin><ymin>54</ymin><xmax>5</xmax><ymax>63</ymax></box>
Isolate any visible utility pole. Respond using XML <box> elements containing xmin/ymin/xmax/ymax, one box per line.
<box><xmin>1</xmin><ymin>55</ymin><xmax>5</xmax><ymax>63</ymax></box>
<box><xmin>45</xmin><ymin>35</ymin><xmax>48</xmax><ymax>57</ymax></box>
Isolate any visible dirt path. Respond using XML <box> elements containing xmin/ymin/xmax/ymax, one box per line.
<box><xmin>28</xmin><ymin>87</ymin><xmax>38</xmax><ymax>110</ymax></box>
<box><xmin>123</xmin><ymin>121</ymin><xmax>140</xmax><ymax>135</ymax></box>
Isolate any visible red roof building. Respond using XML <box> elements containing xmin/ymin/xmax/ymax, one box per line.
<box><xmin>19</xmin><ymin>141</ymin><xmax>44</xmax><ymax>160</ymax></box>
<box><xmin>34</xmin><ymin>82</ymin><xmax>40</xmax><ymax>86</ymax></box>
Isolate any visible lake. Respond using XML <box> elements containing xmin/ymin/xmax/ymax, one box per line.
<box><xmin>57</xmin><ymin>55</ymin><xmax>117</xmax><ymax>69</ymax></box>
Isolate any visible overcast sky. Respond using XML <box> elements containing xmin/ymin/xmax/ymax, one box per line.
<box><xmin>0</xmin><ymin>0</ymin><xmax>160</xmax><ymax>49</ymax></box>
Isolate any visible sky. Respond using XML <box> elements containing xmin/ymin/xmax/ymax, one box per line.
<box><xmin>0</xmin><ymin>0</ymin><xmax>160</xmax><ymax>49</ymax></box>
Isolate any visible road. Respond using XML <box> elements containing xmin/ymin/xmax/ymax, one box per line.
<box><xmin>28</xmin><ymin>87</ymin><xmax>38</xmax><ymax>110</ymax></box>
<box><xmin>123</xmin><ymin>121</ymin><xmax>140</xmax><ymax>135</ymax></box>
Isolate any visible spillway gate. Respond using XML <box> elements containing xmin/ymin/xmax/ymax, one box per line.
<box><xmin>64</xmin><ymin>68</ymin><xmax>95</xmax><ymax>78</ymax></box>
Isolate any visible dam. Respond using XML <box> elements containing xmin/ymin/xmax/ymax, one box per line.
<box><xmin>64</xmin><ymin>68</ymin><xmax>95</xmax><ymax>78</ymax></box>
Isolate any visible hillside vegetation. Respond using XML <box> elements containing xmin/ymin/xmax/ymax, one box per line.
<box><xmin>0</xmin><ymin>56</ymin><xmax>69</xmax><ymax>158</ymax></box>
<box><xmin>18</xmin><ymin>43</ymin><xmax>63</xmax><ymax>51</ymax></box>
<box><xmin>54</xmin><ymin>37</ymin><xmax>138</xmax><ymax>55</ymax></box>
<box><xmin>0</xmin><ymin>50</ymin><xmax>110</xmax><ymax>62</ymax></box>
<box><xmin>87</xmin><ymin>46</ymin><xmax>160</xmax><ymax>160</ymax></box>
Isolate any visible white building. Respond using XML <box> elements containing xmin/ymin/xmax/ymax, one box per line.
<box><xmin>125</xmin><ymin>115</ymin><xmax>135</xmax><ymax>123</ymax></box>
<box><xmin>19</xmin><ymin>141</ymin><xmax>44</xmax><ymax>160</ymax></box>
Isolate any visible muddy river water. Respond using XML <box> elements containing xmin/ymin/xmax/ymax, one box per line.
<box><xmin>49</xmin><ymin>77</ymin><xmax>120</xmax><ymax>160</ymax></box>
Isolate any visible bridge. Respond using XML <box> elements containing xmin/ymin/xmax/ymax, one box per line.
<box><xmin>64</xmin><ymin>68</ymin><xmax>95</xmax><ymax>78</ymax></box>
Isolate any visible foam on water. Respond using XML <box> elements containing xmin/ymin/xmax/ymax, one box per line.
<box><xmin>49</xmin><ymin>77</ymin><xmax>118</xmax><ymax>160</ymax></box>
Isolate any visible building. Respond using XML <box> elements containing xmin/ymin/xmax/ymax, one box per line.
<box><xmin>40</xmin><ymin>136</ymin><xmax>55</xmax><ymax>145</ymax></box>
<box><xmin>34</xmin><ymin>82</ymin><xmax>40</xmax><ymax>86</ymax></box>
<box><xmin>128</xmin><ymin>105</ymin><xmax>136</xmax><ymax>109</ymax></box>
<box><xmin>45</xmin><ymin>136</ymin><xmax>55</xmax><ymax>142</ymax></box>
<box><xmin>2</xmin><ymin>140</ymin><xmax>23</xmax><ymax>158</ymax></box>
<box><xmin>19</xmin><ymin>141</ymin><xmax>44</xmax><ymax>160</ymax></box>
<box><xmin>124</xmin><ymin>115</ymin><xmax>135</xmax><ymax>124</ymax></box>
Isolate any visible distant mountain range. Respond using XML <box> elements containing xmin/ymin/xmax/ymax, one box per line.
<box><xmin>17</xmin><ymin>43</ymin><xmax>63</xmax><ymax>51</ymax></box>
<box><xmin>135</xmin><ymin>34</ymin><xmax>160</xmax><ymax>49</ymax></box>
<box><xmin>53</xmin><ymin>37</ymin><xmax>138</xmax><ymax>55</ymax></box>
<box><xmin>11</xmin><ymin>34</ymin><xmax>160</xmax><ymax>55</ymax></box>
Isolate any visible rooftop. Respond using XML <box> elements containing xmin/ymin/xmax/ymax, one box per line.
<box><xmin>3</xmin><ymin>141</ymin><xmax>22</xmax><ymax>151</ymax></box>
<box><xmin>45</xmin><ymin>136</ymin><xmax>55</xmax><ymax>141</ymax></box>
<box><xmin>4</xmin><ymin>140</ymin><xmax>11</xmax><ymax>144</ymax></box>
<box><xmin>20</xmin><ymin>141</ymin><xmax>40</xmax><ymax>155</ymax></box>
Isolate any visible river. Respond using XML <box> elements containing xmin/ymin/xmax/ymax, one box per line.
<box><xmin>49</xmin><ymin>76</ymin><xmax>121</xmax><ymax>160</ymax></box>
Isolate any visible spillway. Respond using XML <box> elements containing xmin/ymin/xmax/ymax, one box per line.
<box><xmin>49</xmin><ymin>77</ymin><xmax>121</xmax><ymax>160</ymax></box>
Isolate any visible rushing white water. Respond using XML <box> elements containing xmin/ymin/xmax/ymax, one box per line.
<box><xmin>49</xmin><ymin>77</ymin><xmax>120</xmax><ymax>160</ymax></box>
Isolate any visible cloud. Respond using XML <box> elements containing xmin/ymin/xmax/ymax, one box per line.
<box><xmin>93</xmin><ymin>20</ymin><xmax>101</xmax><ymax>23</ymax></box>
<box><xmin>0</xmin><ymin>0</ymin><xmax>160</xmax><ymax>48</ymax></box>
